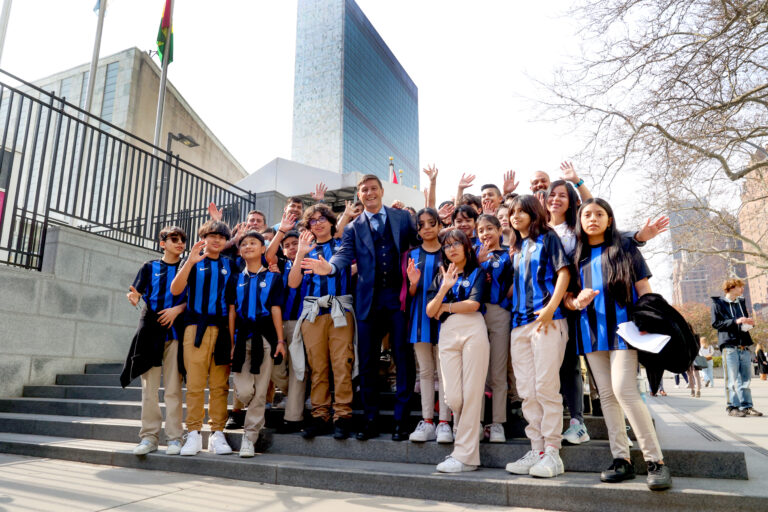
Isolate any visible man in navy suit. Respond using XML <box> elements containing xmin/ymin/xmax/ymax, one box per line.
<box><xmin>302</xmin><ymin>174</ymin><xmax>418</xmax><ymax>440</ymax></box>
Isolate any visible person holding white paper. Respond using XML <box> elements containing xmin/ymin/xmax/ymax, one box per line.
<box><xmin>564</xmin><ymin>198</ymin><xmax>671</xmax><ymax>491</ymax></box>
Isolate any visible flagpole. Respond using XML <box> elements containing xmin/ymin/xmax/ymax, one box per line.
<box><xmin>84</xmin><ymin>0</ymin><xmax>106</xmax><ymax>114</ymax></box>
<box><xmin>0</xmin><ymin>0</ymin><xmax>12</xmax><ymax>67</ymax></box>
<box><xmin>152</xmin><ymin>0</ymin><xmax>173</xmax><ymax>156</ymax></box>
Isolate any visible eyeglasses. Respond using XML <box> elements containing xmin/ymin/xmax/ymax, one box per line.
<box><xmin>442</xmin><ymin>241</ymin><xmax>463</xmax><ymax>251</ymax></box>
<box><xmin>309</xmin><ymin>217</ymin><xmax>328</xmax><ymax>226</ymax></box>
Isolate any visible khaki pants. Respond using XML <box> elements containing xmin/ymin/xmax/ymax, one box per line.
<box><xmin>586</xmin><ymin>349</ymin><xmax>663</xmax><ymax>461</ymax></box>
<box><xmin>139</xmin><ymin>339</ymin><xmax>183</xmax><ymax>443</ymax></box>
<box><xmin>183</xmin><ymin>325</ymin><xmax>231</xmax><ymax>432</ymax></box>
<box><xmin>439</xmin><ymin>312</ymin><xmax>490</xmax><ymax>467</ymax></box>
<box><xmin>271</xmin><ymin>319</ymin><xmax>305</xmax><ymax>422</ymax></box>
<box><xmin>233</xmin><ymin>338</ymin><xmax>274</xmax><ymax>443</ymax></box>
<box><xmin>510</xmin><ymin>318</ymin><xmax>568</xmax><ymax>451</ymax></box>
<box><xmin>485</xmin><ymin>304</ymin><xmax>510</xmax><ymax>424</ymax></box>
<box><xmin>414</xmin><ymin>342</ymin><xmax>451</xmax><ymax>422</ymax></box>
<box><xmin>301</xmin><ymin>312</ymin><xmax>355</xmax><ymax>421</ymax></box>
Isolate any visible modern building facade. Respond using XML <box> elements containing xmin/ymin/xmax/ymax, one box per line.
<box><xmin>291</xmin><ymin>0</ymin><xmax>419</xmax><ymax>189</ymax></box>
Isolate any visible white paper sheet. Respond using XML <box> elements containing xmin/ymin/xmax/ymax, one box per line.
<box><xmin>616</xmin><ymin>321</ymin><xmax>671</xmax><ymax>354</ymax></box>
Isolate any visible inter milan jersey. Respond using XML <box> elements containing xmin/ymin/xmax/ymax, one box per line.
<box><xmin>282</xmin><ymin>259</ymin><xmax>309</xmax><ymax>321</ymax></box>
<box><xmin>577</xmin><ymin>240</ymin><xmax>651</xmax><ymax>354</ymax></box>
<box><xmin>185</xmin><ymin>256</ymin><xmax>238</xmax><ymax>319</ymax></box>
<box><xmin>304</xmin><ymin>238</ymin><xmax>351</xmax><ymax>298</ymax></box>
<box><xmin>407</xmin><ymin>247</ymin><xmax>442</xmax><ymax>344</ymax></box>
<box><xmin>427</xmin><ymin>264</ymin><xmax>486</xmax><ymax>323</ymax></box>
<box><xmin>225</xmin><ymin>269</ymin><xmax>283</xmax><ymax>320</ymax></box>
<box><xmin>481</xmin><ymin>248</ymin><xmax>513</xmax><ymax>307</ymax></box>
<box><xmin>510</xmin><ymin>231</ymin><xmax>570</xmax><ymax>328</ymax></box>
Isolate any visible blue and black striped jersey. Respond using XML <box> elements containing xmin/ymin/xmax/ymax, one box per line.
<box><xmin>407</xmin><ymin>247</ymin><xmax>442</xmax><ymax>344</ymax></box>
<box><xmin>576</xmin><ymin>240</ymin><xmax>651</xmax><ymax>354</ymax></box>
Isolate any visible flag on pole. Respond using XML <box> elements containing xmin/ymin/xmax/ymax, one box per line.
<box><xmin>156</xmin><ymin>0</ymin><xmax>173</xmax><ymax>64</ymax></box>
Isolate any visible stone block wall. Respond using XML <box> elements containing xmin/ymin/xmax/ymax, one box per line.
<box><xmin>0</xmin><ymin>225</ymin><xmax>158</xmax><ymax>397</ymax></box>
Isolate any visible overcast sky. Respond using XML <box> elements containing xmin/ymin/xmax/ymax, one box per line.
<box><xmin>0</xmin><ymin>0</ymin><xmax>671</xmax><ymax>297</ymax></box>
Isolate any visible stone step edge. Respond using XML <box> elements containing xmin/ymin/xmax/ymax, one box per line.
<box><xmin>0</xmin><ymin>433</ymin><xmax>762</xmax><ymax>512</ymax></box>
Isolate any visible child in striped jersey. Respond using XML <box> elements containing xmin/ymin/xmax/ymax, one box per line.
<box><xmin>476</xmin><ymin>214</ymin><xmax>514</xmax><ymax>443</ymax></box>
<box><xmin>427</xmin><ymin>230</ymin><xmax>489</xmax><ymax>473</ymax></box>
<box><xmin>505</xmin><ymin>195</ymin><xmax>571</xmax><ymax>479</ymax></box>
<box><xmin>226</xmin><ymin>231</ymin><xmax>285</xmax><ymax>457</ymax></box>
<box><xmin>123</xmin><ymin>226</ymin><xmax>187</xmax><ymax>457</ymax></box>
<box><xmin>406</xmin><ymin>208</ymin><xmax>453</xmax><ymax>444</ymax></box>
<box><xmin>171</xmin><ymin>220</ymin><xmax>238</xmax><ymax>457</ymax></box>
<box><xmin>565</xmin><ymin>198</ymin><xmax>671</xmax><ymax>491</ymax></box>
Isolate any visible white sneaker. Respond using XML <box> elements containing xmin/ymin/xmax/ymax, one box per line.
<box><xmin>208</xmin><ymin>431</ymin><xmax>233</xmax><ymax>455</ymax></box>
<box><xmin>165</xmin><ymin>440</ymin><xmax>182</xmax><ymax>456</ymax></box>
<box><xmin>506</xmin><ymin>449</ymin><xmax>543</xmax><ymax>475</ymax></box>
<box><xmin>180</xmin><ymin>431</ymin><xmax>202</xmax><ymax>456</ymax></box>
<box><xmin>436</xmin><ymin>456</ymin><xmax>477</xmax><ymax>473</ymax></box>
<box><xmin>409</xmin><ymin>420</ymin><xmax>437</xmax><ymax>442</ymax></box>
<box><xmin>436</xmin><ymin>422</ymin><xmax>454</xmax><ymax>443</ymax></box>
<box><xmin>563</xmin><ymin>418</ymin><xmax>590</xmax><ymax>445</ymax></box>
<box><xmin>239</xmin><ymin>434</ymin><xmax>255</xmax><ymax>458</ymax></box>
<box><xmin>132</xmin><ymin>438</ymin><xmax>157</xmax><ymax>456</ymax></box>
<box><xmin>488</xmin><ymin>423</ymin><xmax>506</xmax><ymax>443</ymax></box>
<box><xmin>529</xmin><ymin>446</ymin><xmax>564</xmax><ymax>478</ymax></box>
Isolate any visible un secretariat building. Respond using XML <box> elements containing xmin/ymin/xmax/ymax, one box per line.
<box><xmin>292</xmin><ymin>0</ymin><xmax>420</xmax><ymax>190</ymax></box>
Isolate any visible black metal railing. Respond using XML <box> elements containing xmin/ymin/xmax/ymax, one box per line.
<box><xmin>0</xmin><ymin>69</ymin><xmax>256</xmax><ymax>270</ymax></box>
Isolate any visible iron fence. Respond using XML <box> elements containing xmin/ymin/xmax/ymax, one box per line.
<box><xmin>0</xmin><ymin>69</ymin><xmax>256</xmax><ymax>270</ymax></box>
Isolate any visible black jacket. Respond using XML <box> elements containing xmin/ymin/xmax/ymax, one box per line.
<box><xmin>630</xmin><ymin>293</ymin><xmax>698</xmax><ymax>375</ymax></box>
<box><xmin>711</xmin><ymin>296</ymin><xmax>753</xmax><ymax>349</ymax></box>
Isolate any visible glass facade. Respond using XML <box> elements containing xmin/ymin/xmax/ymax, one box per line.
<box><xmin>292</xmin><ymin>0</ymin><xmax>419</xmax><ymax>188</ymax></box>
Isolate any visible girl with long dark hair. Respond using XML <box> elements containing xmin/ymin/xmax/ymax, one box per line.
<box><xmin>504</xmin><ymin>195</ymin><xmax>571</xmax><ymax>479</ymax></box>
<box><xmin>426</xmin><ymin>229</ymin><xmax>489</xmax><ymax>473</ymax></box>
<box><xmin>566</xmin><ymin>198</ymin><xmax>671</xmax><ymax>491</ymax></box>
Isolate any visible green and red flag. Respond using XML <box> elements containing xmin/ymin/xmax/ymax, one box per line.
<box><xmin>156</xmin><ymin>0</ymin><xmax>173</xmax><ymax>64</ymax></box>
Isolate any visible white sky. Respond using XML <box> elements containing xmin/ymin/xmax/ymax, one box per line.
<box><xmin>0</xmin><ymin>0</ymin><xmax>670</xmax><ymax>297</ymax></box>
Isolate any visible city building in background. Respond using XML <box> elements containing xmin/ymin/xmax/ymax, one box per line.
<box><xmin>291</xmin><ymin>0</ymin><xmax>419</xmax><ymax>189</ymax></box>
<box><xmin>738</xmin><ymin>148</ymin><xmax>768</xmax><ymax>313</ymax></box>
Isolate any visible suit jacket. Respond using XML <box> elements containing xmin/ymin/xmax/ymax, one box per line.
<box><xmin>329</xmin><ymin>206</ymin><xmax>418</xmax><ymax>320</ymax></box>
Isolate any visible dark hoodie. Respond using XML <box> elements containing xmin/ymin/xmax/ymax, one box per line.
<box><xmin>711</xmin><ymin>296</ymin><xmax>753</xmax><ymax>349</ymax></box>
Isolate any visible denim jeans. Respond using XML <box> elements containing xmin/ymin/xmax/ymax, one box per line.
<box><xmin>723</xmin><ymin>347</ymin><xmax>753</xmax><ymax>409</ymax></box>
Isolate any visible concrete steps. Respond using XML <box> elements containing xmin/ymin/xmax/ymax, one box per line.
<box><xmin>0</xmin><ymin>433</ymin><xmax>762</xmax><ymax>512</ymax></box>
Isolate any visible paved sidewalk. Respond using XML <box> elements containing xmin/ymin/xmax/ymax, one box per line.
<box><xmin>0</xmin><ymin>454</ymin><xmax>544</xmax><ymax>512</ymax></box>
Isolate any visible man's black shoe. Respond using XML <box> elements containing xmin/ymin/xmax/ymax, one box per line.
<box><xmin>224</xmin><ymin>410</ymin><xmax>245</xmax><ymax>430</ymax></box>
<box><xmin>646</xmin><ymin>461</ymin><xmax>672</xmax><ymax>491</ymax></box>
<box><xmin>391</xmin><ymin>421</ymin><xmax>408</xmax><ymax>441</ymax></box>
<box><xmin>600</xmin><ymin>458</ymin><xmax>636</xmax><ymax>483</ymax></box>
<box><xmin>356</xmin><ymin>420</ymin><xmax>379</xmax><ymax>440</ymax></box>
<box><xmin>301</xmin><ymin>417</ymin><xmax>332</xmax><ymax>439</ymax></box>
<box><xmin>277</xmin><ymin>420</ymin><xmax>303</xmax><ymax>434</ymax></box>
<box><xmin>333</xmin><ymin>418</ymin><xmax>352</xmax><ymax>440</ymax></box>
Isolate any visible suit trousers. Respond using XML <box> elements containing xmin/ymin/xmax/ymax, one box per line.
<box><xmin>139</xmin><ymin>339</ymin><xmax>183</xmax><ymax>443</ymax></box>
<box><xmin>183</xmin><ymin>325</ymin><xmax>231</xmax><ymax>432</ymax></box>
<box><xmin>510</xmin><ymin>319</ymin><xmax>568</xmax><ymax>451</ymax></box>
<box><xmin>357</xmin><ymin>307</ymin><xmax>414</xmax><ymax>421</ymax></box>
<box><xmin>233</xmin><ymin>338</ymin><xmax>273</xmax><ymax>443</ymax></box>
<box><xmin>439</xmin><ymin>312</ymin><xmax>490</xmax><ymax>466</ymax></box>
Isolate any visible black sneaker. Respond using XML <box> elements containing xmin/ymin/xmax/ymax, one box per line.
<box><xmin>646</xmin><ymin>461</ymin><xmax>672</xmax><ymax>491</ymax></box>
<box><xmin>333</xmin><ymin>418</ymin><xmax>352</xmax><ymax>440</ymax></box>
<box><xmin>301</xmin><ymin>417</ymin><xmax>332</xmax><ymax>439</ymax></box>
<box><xmin>224</xmin><ymin>410</ymin><xmax>245</xmax><ymax>430</ymax></box>
<box><xmin>744</xmin><ymin>408</ymin><xmax>763</xmax><ymax>417</ymax></box>
<box><xmin>600</xmin><ymin>458</ymin><xmax>636</xmax><ymax>483</ymax></box>
<box><xmin>728</xmin><ymin>408</ymin><xmax>747</xmax><ymax>417</ymax></box>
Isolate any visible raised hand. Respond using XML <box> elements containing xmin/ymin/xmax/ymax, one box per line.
<box><xmin>440</xmin><ymin>263</ymin><xmax>460</xmax><ymax>290</ymax></box>
<box><xmin>423</xmin><ymin>164</ymin><xmax>438</xmax><ymax>182</ymax></box>
<box><xmin>502</xmin><ymin>170</ymin><xmax>519</xmax><ymax>195</ymax></box>
<box><xmin>311</xmin><ymin>182</ymin><xmax>328</xmax><ymax>201</ymax></box>
<box><xmin>458</xmin><ymin>173</ymin><xmax>475</xmax><ymax>191</ymax></box>
<box><xmin>208</xmin><ymin>202</ymin><xmax>223</xmax><ymax>221</ymax></box>
<box><xmin>296</xmin><ymin>230</ymin><xmax>316</xmax><ymax>256</ymax></box>
<box><xmin>559</xmin><ymin>161</ymin><xmax>580</xmax><ymax>184</ymax></box>
<box><xmin>279</xmin><ymin>212</ymin><xmax>297</xmax><ymax>232</ymax></box>
<box><xmin>406</xmin><ymin>258</ymin><xmax>421</xmax><ymax>285</ymax></box>
<box><xmin>188</xmin><ymin>240</ymin><xmax>207</xmax><ymax>265</ymax></box>
<box><xmin>635</xmin><ymin>215</ymin><xmax>670</xmax><ymax>243</ymax></box>
<box><xmin>126</xmin><ymin>285</ymin><xmax>141</xmax><ymax>307</ymax></box>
